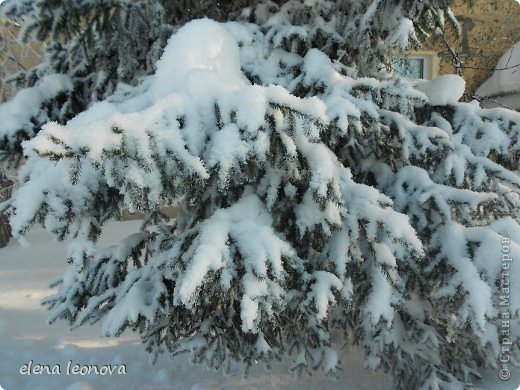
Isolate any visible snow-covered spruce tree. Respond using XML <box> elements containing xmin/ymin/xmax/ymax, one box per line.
<box><xmin>0</xmin><ymin>0</ymin><xmax>257</xmax><ymax>166</ymax></box>
<box><xmin>0</xmin><ymin>0</ymin><xmax>171</xmax><ymax>166</ymax></box>
<box><xmin>0</xmin><ymin>0</ymin><xmax>252</xmax><ymax>245</ymax></box>
<box><xmin>5</xmin><ymin>1</ymin><xmax>520</xmax><ymax>389</ymax></box>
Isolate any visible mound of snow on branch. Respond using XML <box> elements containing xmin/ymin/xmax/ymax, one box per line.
<box><xmin>415</xmin><ymin>74</ymin><xmax>465</xmax><ymax>105</ymax></box>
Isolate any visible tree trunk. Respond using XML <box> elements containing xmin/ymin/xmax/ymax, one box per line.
<box><xmin>0</xmin><ymin>177</ymin><xmax>12</xmax><ymax>248</ymax></box>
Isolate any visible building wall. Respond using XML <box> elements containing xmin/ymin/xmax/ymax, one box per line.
<box><xmin>0</xmin><ymin>20</ymin><xmax>43</xmax><ymax>102</ymax></box>
<box><xmin>435</xmin><ymin>0</ymin><xmax>520</xmax><ymax>95</ymax></box>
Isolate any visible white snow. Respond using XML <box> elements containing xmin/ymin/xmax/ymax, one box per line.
<box><xmin>387</xmin><ymin>18</ymin><xmax>416</xmax><ymax>50</ymax></box>
<box><xmin>364</xmin><ymin>264</ymin><xmax>398</xmax><ymax>327</ymax></box>
<box><xmin>306</xmin><ymin>271</ymin><xmax>342</xmax><ymax>322</ymax></box>
<box><xmin>0</xmin><ymin>74</ymin><xmax>72</xmax><ymax>141</ymax></box>
<box><xmin>414</xmin><ymin>74</ymin><xmax>466</xmax><ymax>105</ymax></box>
<box><xmin>151</xmin><ymin>18</ymin><xmax>248</xmax><ymax>99</ymax></box>
<box><xmin>207</xmin><ymin>123</ymin><xmax>250</xmax><ymax>187</ymax></box>
<box><xmin>433</xmin><ymin>223</ymin><xmax>493</xmax><ymax>332</ymax></box>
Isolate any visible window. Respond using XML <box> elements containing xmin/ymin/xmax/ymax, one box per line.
<box><xmin>393</xmin><ymin>53</ymin><xmax>438</xmax><ymax>80</ymax></box>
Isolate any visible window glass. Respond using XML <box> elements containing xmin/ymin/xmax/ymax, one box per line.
<box><xmin>394</xmin><ymin>58</ymin><xmax>425</xmax><ymax>79</ymax></box>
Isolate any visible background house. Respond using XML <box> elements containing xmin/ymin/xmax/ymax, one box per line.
<box><xmin>395</xmin><ymin>0</ymin><xmax>520</xmax><ymax>106</ymax></box>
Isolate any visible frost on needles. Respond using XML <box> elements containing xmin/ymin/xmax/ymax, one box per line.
<box><xmin>4</xmin><ymin>7</ymin><xmax>520</xmax><ymax>390</ymax></box>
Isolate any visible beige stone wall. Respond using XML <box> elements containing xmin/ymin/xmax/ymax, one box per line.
<box><xmin>0</xmin><ymin>20</ymin><xmax>43</xmax><ymax>102</ymax></box>
<box><xmin>433</xmin><ymin>0</ymin><xmax>520</xmax><ymax>95</ymax></box>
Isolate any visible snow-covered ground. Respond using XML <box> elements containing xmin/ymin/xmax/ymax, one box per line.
<box><xmin>0</xmin><ymin>220</ymin><xmax>518</xmax><ymax>390</ymax></box>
